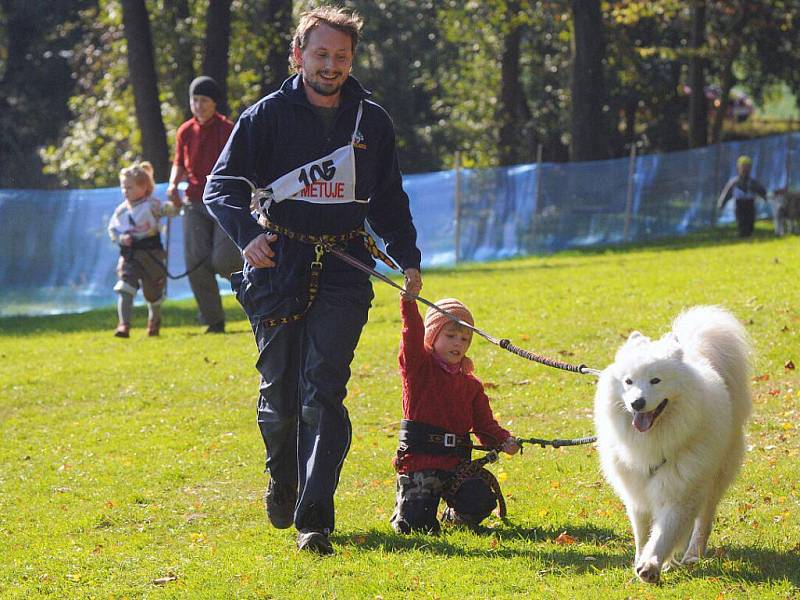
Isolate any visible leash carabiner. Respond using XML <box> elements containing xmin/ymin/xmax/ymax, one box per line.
<box><xmin>311</xmin><ymin>244</ymin><xmax>324</xmax><ymax>269</ymax></box>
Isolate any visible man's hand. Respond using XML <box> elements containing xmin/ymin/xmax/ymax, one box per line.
<box><xmin>243</xmin><ymin>233</ymin><xmax>278</xmax><ymax>268</ymax></box>
<box><xmin>167</xmin><ymin>184</ymin><xmax>182</xmax><ymax>209</ymax></box>
<box><xmin>402</xmin><ymin>268</ymin><xmax>422</xmax><ymax>300</ymax></box>
<box><xmin>120</xmin><ymin>234</ymin><xmax>134</xmax><ymax>247</ymax></box>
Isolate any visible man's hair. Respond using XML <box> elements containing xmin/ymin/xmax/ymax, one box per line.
<box><xmin>289</xmin><ymin>6</ymin><xmax>363</xmax><ymax>73</ymax></box>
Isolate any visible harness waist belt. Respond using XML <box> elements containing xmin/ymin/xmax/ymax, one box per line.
<box><xmin>123</xmin><ymin>235</ymin><xmax>163</xmax><ymax>253</ymax></box>
<box><xmin>398</xmin><ymin>419</ymin><xmax>471</xmax><ymax>458</ymax></box>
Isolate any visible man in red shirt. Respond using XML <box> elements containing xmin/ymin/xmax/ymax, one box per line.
<box><xmin>167</xmin><ymin>76</ymin><xmax>242</xmax><ymax>333</ymax></box>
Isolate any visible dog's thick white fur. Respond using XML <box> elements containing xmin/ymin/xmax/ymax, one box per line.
<box><xmin>594</xmin><ymin>306</ymin><xmax>752</xmax><ymax>584</ymax></box>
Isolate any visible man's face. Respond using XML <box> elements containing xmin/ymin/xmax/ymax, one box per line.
<box><xmin>190</xmin><ymin>95</ymin><xmax>216</xmax><ymax>123</ymax></box>
<box><xmin>294</xmin><ymin>24</ymin><xmax>353</xmax><ymax>103</ymax></box>
<box><xmin>738</xmin><ymin>163</ymin><xmax>752</xmax><ymax>177</ymax></box>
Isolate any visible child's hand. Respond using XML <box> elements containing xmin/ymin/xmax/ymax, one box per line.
<box><xmin>501</xmin><ymin>436</ymin><xmax>520</xmax><ymax>455</ymax></box>
<box><xmin>120</xmin><ymin>234</ymin><xmax>134</xmax><ymax>247</ymax></box>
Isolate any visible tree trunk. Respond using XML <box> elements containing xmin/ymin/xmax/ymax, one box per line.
<box><xmin>498</xmin><ymin>2</ymin><xmax>526</xmax><ymax>166</ymax></box>
<box><xmin>260</xmin><ymin>0</ymin><xmax>293</xmax><ymax>97</ymax></box>
<box><xmin>688</xmin><ymin>0</ymin><xmax>707</xmax><ymax>148</ymax></box>
<box><xmin>165</xmin><ymin>0</ymin><xmax>195</xmax><ymax>120</ymax></box>
<box><xmin>569</xmin><ymin>0</ymin><xmax>608</xmax><ymax>161</ymax></box>
<box><xmin>710</xmin><ymin>4</ymin><xmax>749</xmax><ymax>144</ymax></box>
<box><xmin>202</xmin><ymin>0</ymin><xmax>232</xmax><ymax>116</ymax></box>
<box><xmin>121</xmin><ymin>0</ymin><xmax>170</xmax><ymax>182</ymax></box>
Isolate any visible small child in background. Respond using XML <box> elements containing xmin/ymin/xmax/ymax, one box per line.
<box><xmin>390</xmin><ymin>294</ymin><xmax>520</xmax><ymax>534</ymax></box>
<box><xmin>108</xmin><ymin>161</ymin><xmax>177</xmax><ymax>337</ymax></box>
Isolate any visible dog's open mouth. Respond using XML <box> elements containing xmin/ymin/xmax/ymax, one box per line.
<box><xmin>632</xmin><ymin>399</ymin><xmax>668</xmax><ymax>432</ymax></box>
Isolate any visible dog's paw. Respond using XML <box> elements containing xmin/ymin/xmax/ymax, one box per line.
<box><xmin>635</xmin><ymin>557</ymin><xmax>662</xmax><ymax>584</ymax></box>
<box><xmin>680</xmin><ymin>553</ymin><xmax>700</xmax><ymax>566</ymax></box>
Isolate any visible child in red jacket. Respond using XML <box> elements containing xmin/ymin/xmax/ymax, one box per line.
<box><xmin>390</xmin><ymin>295</ymin><xmax>519</xmax><ymax>534</ymax></box>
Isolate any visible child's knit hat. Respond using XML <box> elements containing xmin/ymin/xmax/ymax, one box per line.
<box><xmin>423</xmin><ymin>298</ymin><xmax>475</xmax><ymax>374</ymax></box>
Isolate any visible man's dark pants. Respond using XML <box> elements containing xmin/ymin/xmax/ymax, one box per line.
<box><xmin>735</xmin><ymin>197</ymin><xmax>756</xmax><ymax>237</ymax></box>
<box><xmin>184</xmin><ymin>201</ymin><xmax>243</xmax><ymax>325</ymax></box>
<box><xmin>252</xmin><ymin>281</ymin><xmax>372</xmax><ymax>533</ymax></box>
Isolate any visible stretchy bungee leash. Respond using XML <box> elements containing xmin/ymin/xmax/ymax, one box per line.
<box><xmin>323</xmin><ymin>242</ymin><xmax>602</xmax><ymax>377</ymax></box>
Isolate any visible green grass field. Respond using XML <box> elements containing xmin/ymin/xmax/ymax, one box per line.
<box><xmin>1</xmin><ymin>223</ymin><xmax>798</xmax><ymax>599</ymax></box>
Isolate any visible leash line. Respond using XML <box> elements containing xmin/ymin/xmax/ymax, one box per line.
<box><xmin>517</xmin><ymin>435</ymin><xmax>597</xmax><ymax>449</ymax></box>
<box><xmin>325</xmin><ymin>245</ymin><xmax>601</xmax><ymax>377</ymax></box>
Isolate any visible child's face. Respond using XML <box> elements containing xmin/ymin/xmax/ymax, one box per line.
<box><xmin>432</xmin><ymin>322</ymin><xmax>473</xmax><ymax>366</ymax></box>
<box><xmin>120</xmin><ymin>175</ymin><xmax>147</xmax><ymax>203</ymax></box>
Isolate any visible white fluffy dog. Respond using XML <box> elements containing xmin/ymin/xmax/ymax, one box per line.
<box><xmin>594</xmin><ymin>306</ymin><xmax>752</xmax><ymax>584</ymax></box>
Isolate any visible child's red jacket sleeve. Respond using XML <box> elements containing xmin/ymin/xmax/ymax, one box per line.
<box><xmin>471</xmin><ymin>382</ymin><xmax>511</xmax><ymax>447</ymax></box>
<box><xmin>399</xmin><ymin>298</ymin><xmax>426</xmax><ymax>376</ymax></box>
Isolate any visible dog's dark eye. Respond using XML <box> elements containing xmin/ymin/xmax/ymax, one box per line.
<box><xmin>650</xmin><ymin>378</ymin><xmax>661</xmax><ymax>384</ymax></box>
<box><xmin>624</xmin><ymin>378</ymin><xmax>633</xmax><ymax>385</ymax></box>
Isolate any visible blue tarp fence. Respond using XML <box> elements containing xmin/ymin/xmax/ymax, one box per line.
<box><xmin>1</xmin><ymin>132</ymin><xmax>798</xmax><ymax>317</ymax></box>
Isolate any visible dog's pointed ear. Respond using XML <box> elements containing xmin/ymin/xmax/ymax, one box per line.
<box><xmin>615</xmin><ymin>330</ymin><xmax>650</xmax><ymax>362</ymax></box>
<box><xmin>624</xmin><ymin>331</ymin><xmax>650</xmax><ymax>348</ymax></box>
<box><xmin>627</xmin><ymin>331</ymin><xmax>649</xmax><ymax>344</ymax></box>
<box><xmin>658</xmin><ymin>333</ymin><xmax>683</xmax><ymax>361</ymax></box>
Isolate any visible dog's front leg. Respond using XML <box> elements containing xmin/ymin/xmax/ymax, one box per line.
<box><xmin>627</xmin><ymin>506</ymin><xmax>650</xmax><ymax>563</ymax></box>
<box><xmin>635</xmin><ymin>503</ymin><xmax>696</xmax><ymax>584</ymax></box>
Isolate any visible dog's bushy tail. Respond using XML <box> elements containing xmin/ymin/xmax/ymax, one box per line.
<box><xmin>672</xmin><ymin>306</ymin><xmax>753</xmax><ymax>424</ymax></box>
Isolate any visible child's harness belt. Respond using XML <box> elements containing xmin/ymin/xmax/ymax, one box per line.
<box><xmin>397</xmin><ymin>419</ymin><xmax>473</xmax><ymax>460</ymax></box>
<box><xmin>395</xmin><ymin>419</ymin><xmax>507</xmax><ymax>518</ymax></box>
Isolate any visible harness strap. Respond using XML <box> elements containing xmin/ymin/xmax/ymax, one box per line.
<box><xmin>261</xmin><ymin>244</ymin><xmax>324</xmax><ymax>328</ymax></box>
<box><xmin>441</xmin><ymin>451</ymin><xmax>507</xmax><ymax>518</ymax></box>
<box><xmin>257</xmin><ymin>216</ymin><xmax>398</xmax><ymax>328</ymax></box>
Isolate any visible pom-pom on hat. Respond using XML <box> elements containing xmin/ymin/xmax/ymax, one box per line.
<box><xmin>423</xmin><ymin>298</ymin><xmax>475</xmax><ymax>373</ymax></box>
<box><xmin>189</xmin><ymin>76</ymin><xmax>221</xmax><ymax>104</ymax></box>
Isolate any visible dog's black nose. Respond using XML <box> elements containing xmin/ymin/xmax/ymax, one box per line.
<box><xmin>631</xmin><ymin>397</ymin><xmax>646</xmax><ymax>411</ymax></box>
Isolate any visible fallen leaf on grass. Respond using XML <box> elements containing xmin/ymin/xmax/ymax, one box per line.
<box><xmin>555</xmin><ymin>531</ymin><xmax>575</xmax><ymax>545</ymax></box>
<box><xmin>753</xmin><ymin>374</ymin><xmax>770</xmax><ymax>382</ymax></box>
<box><xmin>152</xmin><ymin>573</ymin><xmax>178</xmax><ymax>586</ymax></box>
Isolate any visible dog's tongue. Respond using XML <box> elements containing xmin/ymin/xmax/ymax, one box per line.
<box><xmin>632</xmin><ymin>411</ymin><xmax>656</xmax><ymax>432</ymax></box>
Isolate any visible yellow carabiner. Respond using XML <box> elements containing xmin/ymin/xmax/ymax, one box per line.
<box><xmin>311</xmin><ymin>244</ymin><xmax>324</xmax><ymax>269</ymax></box>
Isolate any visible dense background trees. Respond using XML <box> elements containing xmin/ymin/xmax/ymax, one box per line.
<box><xmin>0</xmin><ymin>0</ymin><xmax>797</xmax><ymax>188</ymax></box>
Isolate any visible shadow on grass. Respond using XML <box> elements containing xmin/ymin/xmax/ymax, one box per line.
<box><xmin>689</xmin><ymin>544</ymin><xmax>800</xmax><ymax>587</ymax></box>
<box><xmin>0</xmin><ymin>300</ymin><xmax>249</xmax><ymax>336</ymax></box>
<box><xmin>337</xmin><ymin>522</ymin><xmax>630</xmax><ymax>572</ymax></box>
<box><xmin>339</xmin><ymin>526</ymin><xmax>800</xmax><ymax>586</ymax></box>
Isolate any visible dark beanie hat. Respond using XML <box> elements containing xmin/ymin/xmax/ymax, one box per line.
<box><xmin>189</xmin><ymin>76</ymin><xmax>221</xmax><ymax>104</ymax></box>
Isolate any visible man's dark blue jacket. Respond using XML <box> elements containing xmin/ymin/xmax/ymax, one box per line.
<box><xmin>203</xmin><ymin>75</ymin><xmax>421</xmax><ymax>319</ymax></box>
